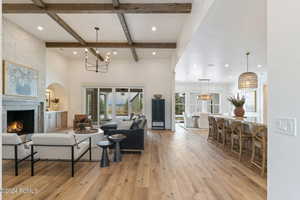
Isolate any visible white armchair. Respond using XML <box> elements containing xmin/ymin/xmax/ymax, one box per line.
<box><xmin>199</xmin><ymin>113</ymin><xmax>209</xmax><ymax>129</ymax></box>
<box><xmin>31</xmin><ymin>133</ymin><xmax>91</xmax><ymax>177</ymax></box>
<box><xmin>2</xmin><ymin>133</ymin><xmax>37</xmax><ymax>176</ymax></box>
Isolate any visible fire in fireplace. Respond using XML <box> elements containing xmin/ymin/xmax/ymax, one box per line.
<box><xmin>7</xmin><ymin>110</ymin><xmax>34</xmax><ymax>135</ymax></box>
<box><xmin>7</xmin><ymin>121</ymin><xmax>24</xmax><ymax>133</ymax></box>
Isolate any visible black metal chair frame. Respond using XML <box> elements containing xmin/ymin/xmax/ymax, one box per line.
<box><xmin>31</xmin><ymin>137</ymin><xmax>91</xmax><ymax>177</ymax></box>
<box><xmin>3</xmin><ymin>140</ymin><xmax>38</xmax><ymax>176</ymax></box>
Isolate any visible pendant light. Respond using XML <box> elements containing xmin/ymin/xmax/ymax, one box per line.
<box><xmin>238</xmin><ymin>52</ymin><xmax>258</xmax><ymax>89</ymax></box>
<box><xmin>85</xmin><ymin>27</ymin><xmax>111</xmax><ymax>73</ymax></box>
<box><xmin>197</xmin><ymin>79</ymin><xmax>212</xmax><ymax>101</ymax></box>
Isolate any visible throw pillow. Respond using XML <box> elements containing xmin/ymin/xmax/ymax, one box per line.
<box><xmin>117</xmin><ymin>120</ymin><xmax>133</xmax><ymax>130</ymax></box>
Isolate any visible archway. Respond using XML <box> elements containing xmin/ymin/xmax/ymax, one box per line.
<box><xmin>46</xmin><ymin>83</ymin><xmax>68</xmax><ymax>111</ymax></box>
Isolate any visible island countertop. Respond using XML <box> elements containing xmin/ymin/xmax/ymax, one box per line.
<box><xmin>209</xmin><ymin>114</ymin><xmax>267</xmax><ymax>127</ymax></box>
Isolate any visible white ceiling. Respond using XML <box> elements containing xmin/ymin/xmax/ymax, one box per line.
<box><xmin>59</xmin><ymin>14</ymin><xmax>127</xmax><ymax>42</ymax></box>
<box><xmin>3</xmin><ymin>0</ymin><xmax>188</xmax><ymax>59</ymax></box>
<box><xmin>4</xmin><ymin>14</ymin><xmax>76</xmax><ymax>42</ymax></box>
<box><xmin>54</xmin><ymin>48</ymin><xmax>174</xmax><ymax>60</ymax></box>
<box><xmin>175</xmin><ymin>0</ymin><xmax>267</xmax><ymax>83</ymax></box>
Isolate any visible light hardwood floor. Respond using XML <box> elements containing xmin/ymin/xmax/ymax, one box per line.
<box><xmin>3</xmin><ymin>125</ymin><xmax>267</xmax><ymax>200</ymax></box>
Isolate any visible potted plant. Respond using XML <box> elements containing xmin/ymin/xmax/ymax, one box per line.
<box><xmin>227</xmin><ymin>94</ymin><xmax>246</xmax><ymax>118</ymax></box>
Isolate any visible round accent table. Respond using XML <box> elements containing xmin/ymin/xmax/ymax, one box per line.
<box><xmin>97</xmin><ymin>141</ymin><xmax>112</xmax><ymax>168</ymax></box>
<box><xmin>108</xmin><ymin>134</ymin><xmax>127</xmax><ymax>162</ymax></box>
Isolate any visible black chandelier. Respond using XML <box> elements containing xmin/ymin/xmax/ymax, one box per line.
<box><xmin>85</xmin><ymin>27</ymin><xmax>111</xmax><ymax>73</ymax></box>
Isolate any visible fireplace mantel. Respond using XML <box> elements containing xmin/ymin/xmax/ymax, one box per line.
<box><xmin>2</xmin><ymin>96</ymin><xmax>44</xmax><ymax>133</ymax></box>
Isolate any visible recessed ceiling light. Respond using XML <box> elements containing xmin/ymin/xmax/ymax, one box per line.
<box><xmin>113</xmin><ymin>51</ymin><xmax>118</xmax><ymax>55</ymax></box>
<box><xmin>152</xmin><ymin>51</ymin><xmax>157</xmax><ymax>55</ymax></box>
<box><xmin>151</xmin><ymin>26</ymin><xmax>157</xmax><ymax>32</ymax></box>
<box><xmin>96</xmin><ymin>50</ymin><xmax>100</xmax><ymax>54</ymax></box>
<box><xmin>224</xmin><ymin>64</ymin><xmax>230</xmax><ymax>68</ymax></box>
<box><xmin>37</xmin><ymin>26</ymin><xmax>44</xmax><ymax>31</ymax></box>
<box><xmin>257</xmin><ymin>64</ymin><xmax>263</xmax><ymax>68</ymax></box>
<box><xmin>73</xmin><ymin>51</ymin><xmax>78</xmax><ymax>55</ymax></box>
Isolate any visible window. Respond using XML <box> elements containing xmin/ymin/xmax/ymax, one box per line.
<box><xmin>175</xmin><ymin>93</ymin><xmax>185</xmax><ymax>122</ymax></box>
<box><xmin>115</xmin><ymin>88</ymin><xmax>129</xmax><ymax>119</ymax></box>
<box><xmin>86</xmin><ymin>88</ymin><xmax>98</xmax><ymax>125</ymax></box>
<box><xmin>99</xmin><ymin>88</ymin><xmax>113</xmax><ymax>124</ymax></box>
<box><xmin>208</xmin><ymin>93</ymin><xmax>220</xmax><ymax>114</ymax></box>
<box><xmin>129</xmin><ymin>88</ymin><xmax>144</xmax><ymax>115</ymax></box>
<box><xmin>189</xmin><ymin>92</ymin><xmax>202</xmax><ymax>113</ymax></box>
<box><xmin>85</xmin><ymin>87</ymin><xmax>144</xmax><ymax>125</ymax></box>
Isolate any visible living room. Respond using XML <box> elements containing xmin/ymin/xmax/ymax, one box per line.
<box><xmin>2</xmin><ymin>0</ymin><xmax>300</xmax><ymax>200</ymax></box>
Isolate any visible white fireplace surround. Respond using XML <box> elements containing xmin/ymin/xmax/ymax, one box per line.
<box><xmin>2</xmin><ymin>96</ymin><xmax>44</xmax><ymax>134</ymax></box>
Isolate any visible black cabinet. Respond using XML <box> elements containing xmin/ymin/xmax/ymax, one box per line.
<box><xmin>152</xmin><ymin>99</ymin><xmax>165</xmax><ymax>130</ymax></box>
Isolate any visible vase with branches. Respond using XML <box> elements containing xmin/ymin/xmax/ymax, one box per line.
<box><xmin>51</xmin><ymin>98</ymin><xmax>60</xmax><ymax>111</ymax></box>
<box><xmin>227</xmin><ymin>94</ymin><xmax>246</xmax><ymax>117</ymax></box>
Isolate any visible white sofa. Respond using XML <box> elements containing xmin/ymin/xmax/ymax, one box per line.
<box><xmin>31</xmin><ymin>133</ymin><xmax>91</xmax><ymax>177</ymax></box>
<box><xmin>2</xmin><ymin>133</ymin><xmax>36</xmax><ymax>176</ymax></box>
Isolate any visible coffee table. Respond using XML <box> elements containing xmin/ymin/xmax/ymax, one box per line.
<box><xmin>108</xmin><ymin>134</ymin><xmax>126</xmax><ymax>162</ymax></box>
<box><xmin>97</xmin><ymin>141</ymin><xmax>112</xmax><ymax>168</ymax></box>
<box><xmin>72</xmin><ymin>128</ymin><xmax>104</xmax><ymax>147</ymax></box>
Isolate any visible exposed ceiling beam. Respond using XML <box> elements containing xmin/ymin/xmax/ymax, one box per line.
<box><xmin>45</xmin><ymin>42</ymin><xmax>177</xmax><ymax>49</ymax></box>
<box><xmin>112</xmin><ymin>0</ymin><xmax>138</xmax><ymax>62</ymax></box>
<box><xmin>3</xmin><ymin>3</ymin><xmax>192</xmax><ymax>14</ymax></box>
<box><xmin>30</xmin><ymin>0</ymin><xmax>104</xmax><ymax>61</ymax></box>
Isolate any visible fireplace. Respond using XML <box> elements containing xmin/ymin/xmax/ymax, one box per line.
<box><xmin>7</xmin><ymin>110</ymin><xmax>35</xmax><ymax>135</ymax></box>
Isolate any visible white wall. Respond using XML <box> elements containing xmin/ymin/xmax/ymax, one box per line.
<box><xmin>176</xmin><ymin>0</ymin><xmax>215</xmax><ymax>61</ymax></box>
<box><xmin>3</xmin><ymin>18</ymin><xmax>46</xmax><ymax>101</ymax></box>
<box><xmin>175</xmin><ymin>81</ymin><xmax>231</xmax><ymax>114</ymax></box>
<box><xmin>46</xmin><ymin>49</ymin><xmax>69</xmax><ymax>89</ymax></box>
<box><xmin>46</xmin><ymin>49</ymin><xmax>70</xmax><ymax>111</ymax></box>
<box><xmin>268</xmin><ymin>1</ymin><xmax>300</xmax><ymax>199</ymax></box>
<box><xmin>68</xmin><ymin>58</ymin><xmax>174</xmax><ymax>129</ymax></box>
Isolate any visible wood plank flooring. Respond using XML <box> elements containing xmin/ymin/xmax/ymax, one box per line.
<box><xmin>3</xmin><ymin>125</ymin><xmax>267</xmax><ymax>200</ymax></box>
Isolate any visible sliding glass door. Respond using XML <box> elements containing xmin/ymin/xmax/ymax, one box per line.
<box><xmin>99</xmin><ymin>88</ymin><xmax>113</xmax><ymax>124</ymax></box>
<box><xmin>115</xmin><ymin>88</ymin><xmax>129</xmax><ymax>120</ymax></box>
<box><xmin>86</xmin><ymin>88</ymin><xmax>98</xmax><ymax>125</ymax></box>
<box><xmin>85</xmin><ymin>87</ymin><xmax>144</xmax><ymax>126</ymax></box>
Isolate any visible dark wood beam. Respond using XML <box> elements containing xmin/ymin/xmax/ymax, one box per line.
<box><xmin>45</xmin><ymin>42</ymin><xmax>177</xmax><ymax>49</ymax></box>
<box><xmin>31</xmin><ymin>0</ymin><xmax>46</xmax><ymax>8</ymax></box>
<box><xmin>30</xmin><ymin>0</ymin><xmax>103</xmax><ymax>61</ymax></box>
<box><xmin>112</xmin><ymin>0</ymin><xmax>138</xmax><ymax>62</ymax></box>
<box><xmin>3</xmin><ymin>3</ymin><xmax>192</xmax><ymax>14</ymax></box>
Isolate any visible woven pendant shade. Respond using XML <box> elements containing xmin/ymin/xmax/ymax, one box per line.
<box><xmin>238</xmin><ymin>72</ymin><xmax>258</xmax><ymax>89</ymax></box>
<box><xmin>197</xmin><ymin>94</ymin><xmax>211</xmax><ymax>101</ymax></box>
<box><xmin>238</xmin><ymin>52</ymin><xmax>258</xmax><ymax>89</ymax></box>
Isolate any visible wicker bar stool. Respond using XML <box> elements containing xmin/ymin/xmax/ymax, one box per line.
<box><xmin>250</xmin><ymin>124</ymin><xmax>267</xmax><ymax>176</ymax></box>
<box><xmin>207</xmin><ymin>116</ymin><xmax>215</xmax><ymax>141</ymax></box>
<box><xmin>216</xmin><ymin>118</ymin><xmax>226</xmax><ymax>146</ymax></box>
<box><xmin>224</xmin><ymin>119</ymin><xmax>232</xmax><ymax>147</ymax></box>
<box><xmin>230</xmin><ymin>121</ymin><xmax>252</xmax><ymax>161</ymax></box>
<box><xmin>211</xmin><ymin>117</ymin><xmax>218</xmax><ymax>141</ymax></box>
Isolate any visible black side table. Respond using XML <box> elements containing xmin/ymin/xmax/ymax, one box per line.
<box><xmin>97</xmin><ymin>141</ymin><xmax>112</xmax><ymax>168</ymax></box>
<box><xmin>108</xmin><ymin>134</ymin><xmax>126</xmax><ymax>162</ymax></box>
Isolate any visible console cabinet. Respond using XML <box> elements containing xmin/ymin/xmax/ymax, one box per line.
<box><xmin>45</xmin><ymin>111</ymin><xmax>68</xmax><ymax>132</ymax></box>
